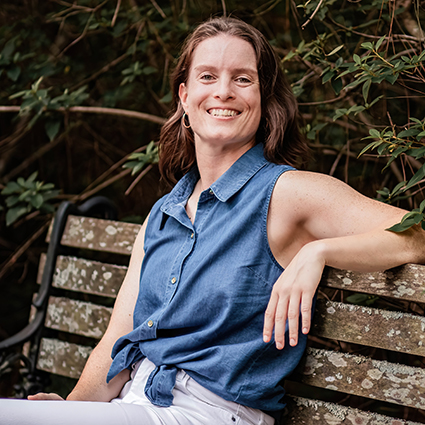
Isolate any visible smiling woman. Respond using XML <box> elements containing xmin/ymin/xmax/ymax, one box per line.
<box><xmin>1</xmin><ymin>15</ymin><xmax>424</xmax><ymax>425</ymax></box>
<box><xmin>178</xmin><ymin>34</ymin><xmax>261</xmax><ymax>161</ymax></box>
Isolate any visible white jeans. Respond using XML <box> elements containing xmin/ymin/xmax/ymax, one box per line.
<box><xmin>0</xmin><ymin>358</ymin><xmax>275</xmax><ymax>425</ymax></box>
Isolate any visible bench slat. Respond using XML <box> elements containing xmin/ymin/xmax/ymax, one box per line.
<box><xmin>284</xmin><ymin>396</ymin><xmax>422</xmax><ymax>425</ymax></box>
<box><xmin>321</xmin><ymin>264</ymin><xmax>425</xmax><ymax>303</ymax></box>
<box><xmin>57</xmin><ymin>216</ymin><xmax>141</xmax><ymax>255</ymax></box>
<box><xmin>45</xmin><ymin>297</ymin><xmax>112</xmax><ymax>339</ymax></box>
<box><xmin>312</xmin><ymin>299</ymin><xmax>425</xmax><ymax>356</ymax></box>
<box><xmin>38</xmin><ymin>254</ymin><xmax>126</xmax><ymax>297</ymax></box>
<box><xmin>36</xmin><ymin>338</ymin><xmax>92</xmax><ymax>379</ymax></box>
<box><xmin>292</xmin><ymin>348</ymin><xmax>425</xmax><ymax>410</ymax></box>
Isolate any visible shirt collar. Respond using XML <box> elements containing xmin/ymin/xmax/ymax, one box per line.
<box><xmin>210</xmin><ymin>143</ymin><xmax>268</xmax><ymax>202</ymax></box>
<box><xmin>161</xmin><ymin>143</ymin><xmax>268</xmax><ymax>213</ymax></box>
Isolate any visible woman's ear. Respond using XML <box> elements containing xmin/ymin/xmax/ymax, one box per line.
<box><xmin>179</xmin><ymin>83</ymin><xmax>188</xmax><ymax>112</ymax></box>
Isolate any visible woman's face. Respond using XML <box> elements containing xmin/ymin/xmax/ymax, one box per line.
<box><xmin>179</xmin><ymin>34</ymin><xmax>261</xmax><ymax>153</ymax></box>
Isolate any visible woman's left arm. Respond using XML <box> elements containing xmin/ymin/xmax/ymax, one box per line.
<box><xmin>263</xmin><ymin>171</ymin><xmax>425</xmax><ymax>350</ymax></box>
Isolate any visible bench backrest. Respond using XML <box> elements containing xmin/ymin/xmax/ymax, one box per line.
<box><xmin>33</xmin><ymin>215</ymin><xmax>425</xmax><ymax>424</ymax></box>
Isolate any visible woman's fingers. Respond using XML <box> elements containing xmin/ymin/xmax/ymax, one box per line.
<box><xmin>28</xmin><ymin>392</ymin><xmax>64</xmax><ymax>401</ymax></box>
<box><xmin>273</xmin><ymin>294</ymin><xmax>289</xmax><ymax>349</ymax></box>
<box><xmin>263</xmin><ymin>290</ymin><xmax>278</xmax><ymax>344</ymax></box>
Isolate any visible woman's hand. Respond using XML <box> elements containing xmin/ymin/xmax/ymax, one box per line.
<box><xmin>263</xmin><ymin>241</ymin><xmax>325</xmax><ymax>349</ymax></box>
<box><xmin>28</xmin><ymin>392</ymin><xmax>64</xmax><ymax>401</ymax></box>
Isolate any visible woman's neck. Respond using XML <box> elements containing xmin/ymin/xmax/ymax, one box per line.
<box><xmin>194</xmin><ymin>140</ymin><xmax>255</xmax><ymax>191</ymax></box>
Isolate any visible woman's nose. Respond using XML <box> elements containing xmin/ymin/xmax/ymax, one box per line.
<box><xmin>214</xmin><ymin>78</ymin><xmax>234</xmax><ymax>100</ymax></box>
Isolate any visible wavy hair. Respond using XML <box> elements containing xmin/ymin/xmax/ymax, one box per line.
<box><xmin>159</xmin><ymin>17</ymin><xmax>309</xmax><ymax>185</ymax></box>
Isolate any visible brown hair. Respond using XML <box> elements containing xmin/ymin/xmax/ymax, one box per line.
<box><xmin>159</xmin><ymin>16</ymin><xmax>309</xmax><ymax>186</ymax></box>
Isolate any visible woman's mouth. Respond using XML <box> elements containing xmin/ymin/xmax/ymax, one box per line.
<box><xmin>208</xmin><ymin>109</ymin><xmax>240</xmax><ymax>117</ymax></box>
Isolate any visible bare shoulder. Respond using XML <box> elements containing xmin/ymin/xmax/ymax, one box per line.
<box><xmin>268</xmin><ymin>170</ymin><xmax>407</xmax><ymax>266</ymax></box>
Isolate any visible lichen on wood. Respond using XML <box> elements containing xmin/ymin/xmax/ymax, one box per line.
<box><xmin>293</xmin><ymin>348</ymin><xmax>425</xmax><ymax>410</ymax></box>
<box><xmin>45</xmin><ymin>296</ymin><xmax>112</xmax><ymax>339</ymax></box>
<box><xmin>321</xmin><ymin>265</ymin><xmax>425</xmax><ymax>303</ymax></box>
<box><xmin>50</xmin><ymin>216</ymin><xmax>141</xmax><ymax>255</ymax></box>
<box><xmin>36</xmin><ymin>338</ymin><xmax>92</xmax><ymax>379</ymax></box>
<box><xmin>312</xmin><ymin>299</ymin><xmax>425</xmax><ymax>356</ymax></box>
<box><xmin>283</xmin><ymin>396</ymin><xmax>423</xmax><ymax>424</ymax></box>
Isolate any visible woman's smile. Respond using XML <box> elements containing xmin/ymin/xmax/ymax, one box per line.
<box><xmin>179</xmin><ymin>34</ymin><xmax>261</xmax><ymax>153</ymax></box>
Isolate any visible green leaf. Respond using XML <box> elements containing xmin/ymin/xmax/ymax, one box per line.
<box><xmin>358</xmin><ymin>140</ymin><xmax>382</xmax><ymax>157</ymax></box>
<box><xmin>386</xmin><ymin>217</ymin><xmax>417</xmax><ymax>232</ymax></box>
<box><xmin>45</xmin><ymin>120</ymin><xmax>61</xmax><ymax>141</ymax></box>
<box><xmin>331</xmin><ymin>78</ymin><xmax>343</xmax><ymax>95</ymax></box>
<box><xmin>398</xmin><ymin>128</ymin><xmax>420</xmax><ymax>138</ymax></box>
<box><xmin>327</xmin><ymin>45</ymin><xmax>344</xmax><ymax>56</ymax></box>
<box><xmin>322</xmin><ymin>70</ymin><xmax>334</xmax><ymax>84</ymax></box>
<box><xmin>1</xmin><ymin>181</ymin><xmax>21</xmax><ymax>195</ymax></box>
<box><xmin>361</xmin><ymin>42</ymin><xmax>373</xmax><ymax>50</ymax></box>
<box><xmin>353</xmin><ymin>54</ymin><xmax>361</xmax><ymax>64</ymax></box>
<box><xmin>6</xmin><ymin>206</ymin><xmax>28</xmax><ymax>226</ymax></box>
<box><xmin>404</xmin><ymin>164</ymin><xmax>425</xmax><ymax>191</ymax></box>
<box><xmin>369</xmin><ymin>129</ymin><xmax>381</xmax><ymax>138</ymax></box>
<box><xmin>5</xmin><ymin>195</ymin><xmax>20</xmax><ymax>207</ymax></box>
<box><xmin>159</xmin><ymin>92</ymin><xmax>172</xmax><ymax>103</ymax></box>
<box><xmin>362</xmin><ymin>79</ymin><xmax>371</xmax><ymax>102</ymax></box>
<box><xmin>375</xmin><ymin>36</ymin><xmax>386</xmax><ymax>50</ymax></box>
<box><xmin>385</xmin><ymin>74</ymin><xmax>398</xmax><ymax>84</ymax></box>
<box><xmin>30</xmin><ymin>194</ymin><xmax>44</xmax><ymax>209</ymax></box>
<box><xmin>7</xmin><ymin>65</ymin><xmax>21</xmax><ymax>82</ymax></box>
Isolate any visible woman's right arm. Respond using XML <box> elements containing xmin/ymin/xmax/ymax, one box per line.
<box><xmin>29</xmin><ymin>216</ymin><xmax>149</xmax><ymax>402</ymax></box>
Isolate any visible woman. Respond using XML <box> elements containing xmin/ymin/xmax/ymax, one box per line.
<box><xmin>1</xmin><ymin>16</ymin><xmax>424</xmax><ymax>425</ymax></box>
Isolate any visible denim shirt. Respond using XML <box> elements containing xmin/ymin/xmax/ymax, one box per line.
<box><xmin>107</xmin><ymin>143</ymin><xmax>307</xmax><ymax>413</ymax></box>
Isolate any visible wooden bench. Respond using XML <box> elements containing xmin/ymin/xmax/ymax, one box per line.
<box><xmin>1</xmin><ymin>199</ymin><xmax>424</xmax><ymax>424</ymax></box>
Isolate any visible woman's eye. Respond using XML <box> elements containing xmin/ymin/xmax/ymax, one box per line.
<box><xmin>200</xmin><ymin>74</ymin><xmax>214</xmax><ymax>81</ymax></box>
<box><xmin>235</xmin><ymin>77</ymin><xmax>252</xmax><ymax>84</ymax></box>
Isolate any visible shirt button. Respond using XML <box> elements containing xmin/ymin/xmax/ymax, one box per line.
<box><xmin>147</xmin><ymin>320</ymin><xmax>154</xmax><ymax>328</ymax></box>
<box><xmin>209</xmin><ymin>189</ymin><xmax>213</xmax><ymax>195</ymax></box>
<box><xmin>171</xmin><ymin>277</ymin><xmax>177</xmax><ymax>284</ymax></box>
<box><xmin>190</xmin><ymin>233</ymin><xmax>194</xmax><ymax>239</ymax></box>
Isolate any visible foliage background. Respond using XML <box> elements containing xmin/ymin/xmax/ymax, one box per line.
<box><xmin>0</xmin><ymin>0</ymin><xmax>424</xmax><ymax>415</ymax></box>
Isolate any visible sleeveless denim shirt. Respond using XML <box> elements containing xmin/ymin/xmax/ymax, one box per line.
<box><xmin>107</xmin><ymin>143</ymin><xmax>307</xmax><ymax>413</ymax></box>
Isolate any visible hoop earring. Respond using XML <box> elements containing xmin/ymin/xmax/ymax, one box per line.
<box><xmin>182</xmin><ymin>112</ymin><xmax>191</xmax><ymax>129</ymax></box>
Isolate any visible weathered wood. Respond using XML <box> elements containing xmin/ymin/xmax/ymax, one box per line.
<box><xmin>48</xmin><ymin>216</ymin><xmax>141</xmax><ymax>255</ymax></box>
<box><xmin>38</xmin><ymin>253</ymin><xmax>126</xmax><ymax>297</ymax></box>
<box><xmin>45</xmin><ymin>296</ymin><xmax>112</xmax><ymax>339</ymax></box>
<box><xmin>36</xmin><ymin>338</ymin><xmax>92</xmax><ymax>379</ymax></box>
<box><xmin>293</xmin><ymin>348</ymin><xmax>425</xmax><ymax>410</ymax></box>
<box><xmin>312</xmin><ymin>299</ymin><xmax>425</xmax><ymax>356</ymax></box>
<box><xmin>321</xmin><ymin>264</ymin><xmax>425</xmax><ymax>303</ymax></box>
<box><xmin>283</xmin><ymin>397</ymin><xmax>422</xmax><ymax>425</ymax></box>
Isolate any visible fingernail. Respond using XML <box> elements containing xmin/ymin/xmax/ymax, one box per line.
<box><xmin>302</xmin><ymin>327</ymin><xmax>308</xmax><ymax>334</ymax></box>
<box><xmin>276</xmin><ymin>342</ymin><xmax>282</xmax><ymax>350</ymax></box>
<box><xmin>290</xmin><ymin>338</ymin><xmax>296</xmax><ymax>346</ymax></box>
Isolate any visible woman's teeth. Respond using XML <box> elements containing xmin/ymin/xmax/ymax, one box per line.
<box><xmin>209</xmin><ymin>109</ymin><xmax>239</xmax><ymax>117</ymax></box>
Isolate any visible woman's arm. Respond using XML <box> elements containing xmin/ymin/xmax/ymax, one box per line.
<box><xmin>29</xmin><ymin>216</ymin><xmax>149</xmax><ymax>402</ymax></box>
<box><xmin>263</xmin><ymin>171</ymin><xmax>425</xmax><ymax>350</ymax></box>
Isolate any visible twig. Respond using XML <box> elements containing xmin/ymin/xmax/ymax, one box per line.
<box><xmin>149</xmin><ymin>0</ymin><xmax>166</xmax><ymax>18</ymax></box>
<box><xmin>111</xmin><ymin>0</ymin><xmax>122</xmax><ymax>27</ymax></box>
<box><xmin>125</xmin><ymin>164</ymin><xmax>153</xmax><ymax>195</ymax></box>
<box><xmin>301</xmin><ymin>0</ymin><xmax>324</xmax><ymax>30</ymax></box>
<box><xmin>0</xmin><ymin>220</ymin><xmax>50</xmax><ymax>281</ymax></box>
<box><xmin>0</xmin><ymin>105</ymin><xmax>166</xmax><ymax>125</ymax></box>
<box><xmin>70</xmin><ymin>52</ymin><xmax>128</xmax><ymax>91</ymax></box>
<box><xmin>75</xmin><ymin>168</ymin><xmax>131</xmax><ymax>202</ymax></box>
<box><xmin>2</xmin><ymin>126</ymin><xmax>75</xmax><ymax>182</ymax></box>
<box><xmin>66</xmin><ymin>106</ymin><xmax>166</xmax><ymax>124</ymax></box>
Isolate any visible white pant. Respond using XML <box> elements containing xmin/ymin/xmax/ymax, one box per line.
<box><xmin>0</xmin><ymin>358</ymin><xmax>275</xmax><ymax>425</ymax></box>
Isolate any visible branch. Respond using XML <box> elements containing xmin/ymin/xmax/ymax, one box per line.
<box><xmin>0</xmin><ymin>105</ymin><xmax>166</xmax><ymax>125</ymax></box>
<box><xmin>0</xmin><ymin>220</ymin><xmax>50</xmax><ymax>281</ymax></box>
<box><xmin>301</xmin><ymin>0</ymin><xmax>324</xmax><ymax>30</ymax></box>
